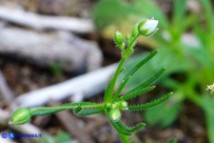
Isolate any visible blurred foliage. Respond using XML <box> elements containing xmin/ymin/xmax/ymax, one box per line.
<box><xmin>49</xmin><ymin>63</ymin><xmax>63</xmax><ymax>76</ymax></box>
<box><xmin>93</xmin><ymin>0</ymin><xmax>214</xmax><ymax>142</ymax></box>
<box><xmin>55</xmin><ymin>131</ymin><xmax>72</xmax><ymax>143</ymax></box>
<box><xmin>166</xmin><ymin>137</ymin><xmax>177</xmax><ymax>143</ymax></box>
<box><xmin>41</xmin><ymin>131</ymin><xmax>72</xmax><ymax>143</ymax></box>
<box><xmin>92</xmin><ymin>0</ymin><xmax>167</xmax><ymax>46</ymax></box>
<box><xmin>42</xmin><ymin>133</ymin><xmax>55</xmax><ymax>143</ymax></box>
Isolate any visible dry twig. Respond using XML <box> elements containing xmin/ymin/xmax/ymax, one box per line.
<box><xmin>15</xmin><ymin>63</ymin><xmax>117</xmax><ymax>107</ymax></box>
<box><xmin>0</xmin><ymin>6</ymin><xmax>94</xmax><ymax>33</ymax></box>
<box><xmin>0</xmin><ymin>27</ymin><xmax>102</xmax><ymax>72</ymax></box>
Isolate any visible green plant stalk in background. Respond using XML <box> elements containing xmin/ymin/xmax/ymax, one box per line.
<box><xmin>9</xmin><ymin>19</ymin><xmax>171</xmax><ymax>143</ymax></box>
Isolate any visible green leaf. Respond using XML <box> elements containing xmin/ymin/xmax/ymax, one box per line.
<box><xmin>173</xmin><ymin>0</ymin><xmax>187</xmax><ymax>25</ymax></box>
<box><xmin>104</xmin><ymin>58</ymin><xmax>126</xmax><ymax>102</ymax></box>
<box><xmin>119</xmin><ymin>86</ymin><xmax>155</xmax><ymax>101</ymax></box>
<box><xmin>109</xmin><ymin>119</ymin><xmax>132</xmax><ymax>135</ymax></box>
<box><xmin>127</xmin><ymin>50</ymin><xmax>158</xmax><ymax>77</ymax></box>
<box><xmin>198</xmin><ymin>0</ymin><xmax>213</xmax><ymax>33</ymax></box>
<box><xmin>129</xmin><ymin>68</ymin><xmax>165</xmax><ymax>92</ymax></box>
<box><xmin>116</xmin><ymin>121</ymin><xmax>146</xmax><ymax>134</ymax></box>
<box><xmin>170</xmin><ymin>0</ymin><xmax>187</xmax><ymax>38</ymax></box>
<box><xmin>201</xmin><ymin>96</ymin><xmax>214</xmax><ymax>143</ymax></box>
<box><xmin>193</xmin><ymin>21</ymin><xmax>207</xmax><ymax>47</ymax></box>
<box><xmin>117</xmin><ymin>48</ymin><xmax>192</xmax><ymax>91</ymax></box>
<box><xmin>128</xmin><ymin>92</ymin><xmax>172</xmax><ymax>111</ymax></box>
<box><xmin>114</xmin><ymin>50</ymin><xmax>158</xmax><ymax>99</ymax></box>
<box><xmin>109</xmin><ymin>119</ymin><xmax>145</xmax><ymax>136</ymax></box>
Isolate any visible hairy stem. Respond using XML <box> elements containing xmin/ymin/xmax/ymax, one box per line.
<box><xmin>30</xmin><ymin>102</ymin><xmax>104</xmax><ymax>116</ymax></box>
<box><xmin>118</xmin><ymin>132</ymin><xmax>131</xmax><ymax>143</ymax></box>
<box><xmin>104</xmin><ymin>58</ymin><xmax>126</xmax><ymax>102</ymax></box>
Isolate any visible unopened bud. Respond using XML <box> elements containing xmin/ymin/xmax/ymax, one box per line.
<box><xmin>119</xmin><ymin>101</ymin><xmax>128</xmax><ymax>109</ymax></box>
<box><xmin>138</xmin><ymin>19</ymin><xmax>158</xmax><ymax>36</ymax></box>
<box><xmin>9</xmin><ymin>108</ymin><xmax>32</xmax><ymax>125</ymax></box>
<box><xmin>114</xmin><ymin>31</ymin><xmax>125</xmax><ymax>48</ymax></box>
<box><xmin>110</xmin><ymin>109</ymin><xmax>121</xmax><ymax>121</ymax></box>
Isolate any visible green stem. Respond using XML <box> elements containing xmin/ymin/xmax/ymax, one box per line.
<box><xmin>104</xmin><ymin>34</ymin><xmax>140</xmax><ymax>103</ymax></box>
<box><xmin>185</xmin><ymin>74</ymin><xmax>202</xmax><ymax>107</ymax></box>
<box><xmin>187</xmin><ymin>90</ymin><xmax>202</xmax><ymax>107</ymax></box>
<box><xmin>114</xmin><ymin>50</ymin><xmax>158</xmax><ymax>101</ymax></box>
<box><xmin>118</xmin><ymin>132</ymin><xmax>131</xmax><ymax>143</ymax></box>
<box><xmin>30</xmin><ymin>102</ymin><xmax>104</xmax><ymax>116</ymax></box>
<box><xmin>124</xmin><ymin>35</ymin><xmax>139</xmax><ymax>58</ymax></box>
<box><xmin>104</xmin><ymin>58</ymin><xmax>126</xmax><ymax>102</ymax></box>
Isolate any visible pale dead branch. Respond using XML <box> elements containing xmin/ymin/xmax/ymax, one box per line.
<box><xmin>15</xmin><ymin>63</ymin><xmax>118</xmax><ymax>107</ymax></box>
<box><xmin>0</xmin><ymin>27</ymin><xmax>102</xmax><ymax>72</ymax></box>
<box><xmin>0</xmin><ymin>6</ymin><xmax>94</xmax><ymax>33</ymax></box>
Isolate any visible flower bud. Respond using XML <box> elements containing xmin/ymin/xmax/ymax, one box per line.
<box><xmin>114</xmin><ymin>31</ymin><xmax>125</xmax><ymax>48</ymax></box>
<box><xmin>9</xmin><ymin>108</ymin><xmax>32</xmax><ymax>125</ymax></box>
<box><xmin>119</xmin><ymin>101</ymin><xmax>128</xmax><ymax>109</ymax></box>
<box><xmin>126</xmin><ymin>34</ymin><xmax>132</xmax><ymax>44</ymax></box>
<box><xmin>110</xmin><ymin>109</ymin><xmax>121</xmax><ymax>121</ymax></box>
<box><xmin>138</xmin><ymin>19</ymin><xmax>158</xmax><ymax>36</ymax></box>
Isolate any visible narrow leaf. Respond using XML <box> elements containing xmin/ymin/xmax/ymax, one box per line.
<box><xmin>104</xmin><ymin>58</ymin><xmax>126</xmax><ymax>102</ymax></box>
<box><xmin>125</xmin><ymin>68</ymin><xmax>165</xmax><ymax>98</ymax></box>
<box><xmin>128</xmin><ymin>92</ymin><xmax>172</xmax><ymax>111</ymax></box>
<box><xmin>172</xmin><ymin>0</ymin><xmax>187</xmax><ymax>35</ymax></box>
<box><xmin>109</xmin><ymin>119</ymin><xmax>132</xmax><ymax>135</ymax></box>
<box><xmin>198</xmin><ymin>0</ymin><xmax>213</xmax><ymax>32</ymax></box>
<box><xmin>116</xmin><ymin>120</ymin><xmax>145</xmax><ymax>133</ymax></box>
<box><xmin>114</xmin><ymin>50</ymin><xmax>158</xmax><ymax>100</ymax></box>
<box><xmin>119</xmin><ymin>86</ymin><xmax>155</xmax><ymax>101</ymax></box>
<box><xmin>173</xmin><ymin>0</ymin><xmax>186</xmax><ymax>24</ymax></box>
<box><xmin>74</xmin><ymin>108</ymin><xmax>104</xmax><ymax>117</ymax></box>
<box><xmin>113</xmin><ymin>76</ymin><xmax>130</xmax><ymax>100</ymax></box>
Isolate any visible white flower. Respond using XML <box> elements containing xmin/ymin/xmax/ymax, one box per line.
<box><xmin>138</xmin><ymin>19</ymin><xmax>159</xmax><ymax>36</ymax></box>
